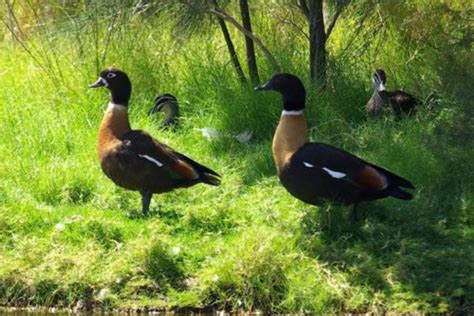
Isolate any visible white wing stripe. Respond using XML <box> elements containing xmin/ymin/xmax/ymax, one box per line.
<box><xmin>322</xmin><ymin>167</ymin><xmax>346</xmax><ymax>179</ymax></box>
<box><xmin>303</xmin><ymin>162</ymin><xmax>315</xmax><ymax>168</ymax></box>
<box><xmin>138</xmin><ymin>154</ymin><xmax>164</xmax><ymax>167</ymax></box>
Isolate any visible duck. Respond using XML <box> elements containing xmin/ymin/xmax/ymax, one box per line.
<box><xmin>147</xmin><ymin>94</ymin><xmax>253</xmax><ymax>143</ymax></box>
<box><xmin>366</xmin><ymin>69</ymin><xmax>421</xmax><ymax>117</ymax></box>
<box><xmin>255</xmin><ymin>73</ymin><xmax>415</xmax><ymax>221</ymax></box>
<box><xmin>148</xmin><ymin>93</ymin><xmax>180</xmax><ymax>127</ymax></box>
<box><xmin>89</xmin><ymin>68</ymin><xmax>220</xmax><ymax>216</ymax></box>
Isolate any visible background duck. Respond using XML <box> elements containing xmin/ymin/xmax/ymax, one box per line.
<box><xmin>366</xmin><ymin>68</ymin><xmax>421</xmax><ymax>117</ymax></box>
<box><xmin>89</xmin><ymin>68</ymin><xmax>220</xmax><ymax>216</ymax></box>
<box><xmin>256</xmin><ymin>73</ymin><xmax>415</xmax><ymax>221</ymax></box>
<box><xmin>148</xmin><ymin>93</ymin><xmax>180</xmax><ymax>127</ymax></box>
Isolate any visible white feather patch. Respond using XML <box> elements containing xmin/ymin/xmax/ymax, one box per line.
<box><xmin>107</xmin><ymin>102</ymin><xmax>127</xmax><ymax>110</ymax></box>
<box><xmin>376</xmin><ymin>82</ymin><xmax>386</xmax><ymax>92</ymax></box>
<box><xmin>303</xmin><ymin>162</ymin><xmax>315</xmax><ymax>168</ymax></box>
<box><xmin>322</xmin><ymin>167</ymin><xmax>346</xmax><ymax>179</ymax></box>
<box><xmin>281</xmin><ymin>110</ymin><xmax>304</xmax><ymax>116</ymax></box>
<box><xmin>138</xmin><ymin>154</ymin><xmax>164</xmax><ymax>167</ymax></box>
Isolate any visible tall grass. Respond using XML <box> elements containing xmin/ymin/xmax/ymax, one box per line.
<box><xmin>0</xmin><ymin>1</ymin><xmax>473</xmax><ymax>313</ymax></box>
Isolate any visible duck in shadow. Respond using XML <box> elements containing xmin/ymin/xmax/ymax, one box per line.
<box><xmin>366</xmin><ymin>69</ymin><xmax>422</xmax><ymax>117</ymax></box>
<box><xmin>256</xmin><ymin>73</ymin><xmax>415</xmax><ymax>222</ymax></box>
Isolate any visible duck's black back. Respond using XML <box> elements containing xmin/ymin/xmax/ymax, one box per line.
<box><xmin>279</xmin><ymin>143</ymin><xmax>368</xmax><ymax>205</ymax></box>
<box><xmin>385</xmin><ymin>90</ymin><xmax>420</xmax><ymax>116</ymax></box>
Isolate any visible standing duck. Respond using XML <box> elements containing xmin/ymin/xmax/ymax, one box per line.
<box><xmin>256</xmin><ymin>73</ymin><xmax>414</xmax><ymax>221</ymax></box>
<box><xmin>366</xmin><ymin>69</ymin><xmax>421</xmax><ymax>117</ymax></box>
<box><xmin>89</xmin><ymin>68</ymin><xmax>220</xmax><ymax>216</ymax></box>
<box><xmin>148</xmin><ymin>93</ymin><xmax>180</xmax><ymax>127</ymax></box>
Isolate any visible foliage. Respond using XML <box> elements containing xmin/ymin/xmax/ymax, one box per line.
<box><xmin>0</xmin><ymin>0</ymin><xmax>472</xmax><ymax>313</ymax></box>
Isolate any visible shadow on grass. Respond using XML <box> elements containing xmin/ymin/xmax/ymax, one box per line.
<box><xmin>298</xmin><ymin>132</ymin><xmax>474</xmax><ymax>312</ymax></box>
<box><xmin>300</xmin><ymin>195</ymin><xmax>473</xmax><ymax>311</ymax></box>
<box><xmin>0</xmin><ymin>278</ymin><xmax>94</xmax><ymax>308</ymax></box>
<box><xmin>124</xmin><ymin>198</ymin><xmax>183</xmax><ymax>225</ymax></box>
<box><xmin>206</xmin><ymin>139</ymin><xmax>276</xmax><ymax>186</ymax></box>
<box><xmin>145</xmin><ymin>243</ymin><xmax>186</xmax><ymax>291</ymax></box>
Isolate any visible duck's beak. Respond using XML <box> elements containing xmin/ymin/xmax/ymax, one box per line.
<box><xmin>254</xmin><ymin>80</ymin><xmax>273</xmax><ymax>91</ymax></box>
<box><xmin>89</xmin><ymin>77</ymin><xmax>107</xmax><ymax>88</ymax></box>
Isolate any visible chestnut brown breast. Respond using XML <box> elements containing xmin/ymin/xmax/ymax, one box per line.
<box><xmin>272</xmin><ymin>113</ymin><xmax>307</xmax><ymax>175</ymax></box>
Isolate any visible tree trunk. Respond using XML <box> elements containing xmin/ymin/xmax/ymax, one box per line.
<box><xmin>216</xmin><ymin>17</ymin><xmax>247</xmax><ymax>82</ymax></box>
<box><xmin>239</xmin><ymin>0</ymin><xmax>259</xmax><ymax>85</ymax></box>
<box><xmin>207</xmin><ymin>8</ymin><xmax>280</xmax><ymax>73</ymax></box>
<box><xmin>212</xmin><ymin>0</ymin><xmax>246</xmax><ymax>82</ymax></box>
<box><xmin>308</xmin><ymin>0</ymin><xmax>326</xmax><ymax>84</ymax></box>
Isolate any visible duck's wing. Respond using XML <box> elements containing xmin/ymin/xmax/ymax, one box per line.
<box><xmin>292</xmin><ymin>143</ymin><xmax>413</xmax><ymax>196</ymax></box>
<box><xmin>390</xmin><ymin>90</ymin><xmax>420</xmax><ymax>102</ymax></box>
<box><xmin>388</xmin><ymin>90</ymin><xmax>421</xmax><ymax>114</ymax></box>
<box><xmin>121</xmin><ymin>130</ymin><xmax>219</xmax><ymax>184</ymax></box>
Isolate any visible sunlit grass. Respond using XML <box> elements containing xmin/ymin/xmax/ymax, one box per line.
<box><xmin>0</xmin><ymin>9</ymin><xmax>473</xmax><ymax>314</ymax></box>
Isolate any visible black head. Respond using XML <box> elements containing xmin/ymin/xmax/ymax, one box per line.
<box><xmin>372</xmin><ymin>68</ymin><xmax>387</xmax><ymax>92</ymax></box>
<box><xmin>89</xmin><ymin>67</ymin><xmax>132</xmax><ymax>105</ymax></box>
<box><xmin>255</xmin><ymin>73</ymin><xmax>306</xmax><ymax>111</ymax></box>
<box><xmin>373</xmin><ymin>68</ymin><xmax>387</xmax><ymax>84</ymax></box>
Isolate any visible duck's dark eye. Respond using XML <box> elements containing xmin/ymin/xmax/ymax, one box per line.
<box><xmin>107</xmin><ymin>73</ymin><xmax>116</xmax><ymax>79</ymax></box>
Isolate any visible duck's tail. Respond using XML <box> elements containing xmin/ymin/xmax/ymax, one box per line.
<box><xmin>369</xmin><ymin>163</ymin><xmax>415</xmax><ymax>200</ymax></box>
<box><xmin>388</xmin><ymin>186</ymin><xmax>413</xmax><ymax>200</ymax></box>
<box><xmin>195</xmin><ymin>163</ymin><xmax>221</xmax><ymax>186</ymax></box>
<box><xmin>200</xmin><ymin>171</ymin><xmax>221</xmax><ymax>186</ymax></box>
<box><xmin>175</xmin><ymin>153</ymin><xmax>221</xmax><ymax>186</ymax></box>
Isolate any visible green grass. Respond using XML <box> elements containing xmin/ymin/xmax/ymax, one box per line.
<box><xmin>0</xmin><ymin>6</ymin><xmax>473</xmax><ymax>314</ymax></box>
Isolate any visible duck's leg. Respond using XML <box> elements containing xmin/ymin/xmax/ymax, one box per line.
<box><xmin>140</xmin><ymin>191</ymin><xmax>152</xmax><ymax>216</ymax></box>
<box><xmin>350</xmin><ymin>202</ymin><xmax>359</xmax><ymax>223</ymax></box>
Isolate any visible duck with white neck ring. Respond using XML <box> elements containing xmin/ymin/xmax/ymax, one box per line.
<box><xmin>255</xmin><ymin>73</ymin><xmax>415</xmax><ymax>221</ymax></box>
<box><xmin>89</xmin><ymin>68</ymin><xmax>220</xmax><ymax>216</ymax></box>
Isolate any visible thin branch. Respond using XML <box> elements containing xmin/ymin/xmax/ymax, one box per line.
<box><xmin>212</xmin><ymin>0</ymin><xmax>246</xmax><ymax>82</ymax></box>
<box><xmin>206</xmin><ymin>8</ymin><xmax>281</xmax><ymax>72</ymax></box>
<box><xmin>325</xmin><ymin>3</ymin><xmax>345</xmax><ymax>39</ymax></box>
<box><xmin>216</xmin><ymin>16</ymin><xmax>247</xmax><ymax>81</ymax></box>
<box><xmin>101</xmin><ymin>12</ymin><xmax>119</xmax><ymax>64</ymax></box>
<box><xmin>1</xmin><ymin>2</ymin><xmax>52</xmax><ymax>76</ymax></box>
<box><xmin>2</xmin><ymin>21</ymin><xmax>43</xmax><ymax>69</ymax></box>
<box><xmin>270</xmin><ymin>9</ymin><xmax>309</xmax><ymax>40</ymax></box>
<box><xmin>240</xmin><ymin>0</ymin><xmax>259</xmax><ymax>84</ymax></box>
<box><xmin>339</xmin><ymin>5</ymin><xmax>371</xmax><ymax>57</ymax></box>
<box><xmin>297</xmin><ymin>0</ymin><xmax>310</xmax><ymax>20</ymax></box>
<box><xmin>27</xmin><ymin>0</ymin><xmax>64</xmax><ymax>79</ymax></box>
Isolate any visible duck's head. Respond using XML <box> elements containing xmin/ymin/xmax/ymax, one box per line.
<box><xmin>148</xmin><ymin>94</ymin><xmax>180</xmax><ymax>127</ymax></box>
<box><xmin>89</xmin><ymin>67</ymin><xmax>132</xmax><ymax>105</ymax></box>
<box><xmin>372</xmin><ymin>69</ymin><xmax>386</xmax><ymax>91</ymax></box>
<box><xmin>255</xmin><ymin>73</ymin><xmax>306</xmax><ymax>111</ymax></box>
